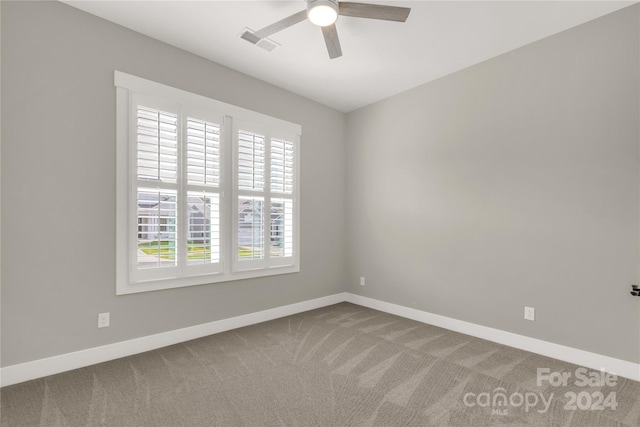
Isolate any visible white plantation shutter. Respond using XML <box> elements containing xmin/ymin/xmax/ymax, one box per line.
<box><xmin>187</xmin><ymin>191</ymin><xmax>220</xmax><ymax>265</ymax></box>
<box><xmin>137</xmin><ymin>106</ymin><xmax>178</xmax><ymax>183</ymax></box>
<box><xmin>185</xmin><ymin>115</ymin><xmax>222</xmax><ymax>271</ymax></box>
<box><xmin>236</xmin><ymin>130</ymin><xmax>266</xmax><ymax>265</ymax></box>
<box><xmin>134</xmin><ymin>104</ymin><xmax>180</xmax><ymax>280</ymax></box>
<box><xmin>270</xmin><ymin>139</ymin><xmax>295</xmax><ymax>258</ymax></box>
<box><xmin>234</xmin><ymin>127</ymin><xmax>298</xmax><ymax>270</ymax></box>
<box><xmin>238</xmin><ymin>196</ymin><xmax>265</xmax><ymax>261</ymax></box>
<box><xmin>270</xmin><ymin>138</ymin><xmax>295</xmax><ymax>259</ymax></box>
<box><xmin>238</xmin><ymin>131</ymin><xmax>265</xmax><ymax>191</ymax></box>
<box><xmin>116</xmin><ymin>71</ymin><xmax>300</xmax><ymax>294</ymax></box>
<box><xmin>187</xmin><ymin>119</ymin><xmax>220</xmax><ymax>186</ymax></box>
<box><xmin>270</xmin><ymin>139</ymin><xmax>294</xmax><ymax>194</ymax></box>
<box><xmin>132</xmin><ymin>99</ymin><xmax>223</xmax><ymax>282</ymax></box>
<box><xmin>270</xmin><ymin>198</ymin><xmax>293</xmax><ymax>257</ymax></box>
<box><xmin>136</xmin><ymin>189</ymin><xmax>177</xmax><ymax>268</ymax></box>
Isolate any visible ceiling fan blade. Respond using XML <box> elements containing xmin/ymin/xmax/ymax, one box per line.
<box><xmin>321</xmin><ymin>24</ymin><xmax>342</xmax><ymax>59</ymax></box>
<box><xmin>339</xmin><ymin>2</ymin><xmax>410</xmax><ymax>22</ymax></box>
<box><xmin>252</xmin><ymin>9</ymin><xmax>308</xmax><ymax>40</ymax></box>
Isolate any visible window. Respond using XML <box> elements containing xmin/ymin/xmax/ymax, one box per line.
<box><xmin>115</xmin><ymin>71</ymin><xmax>300</xmax><ymax>295</ymax></box>
<box><xmin>233</xmin><ymin>128</ymin><xmax>296</xmax><ymax>271</ymax></box>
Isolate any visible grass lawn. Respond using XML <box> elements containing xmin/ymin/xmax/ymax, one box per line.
<box><xmin>238</xmin><ymin>245</ymin><xmax>261</xmax><ymax>258</ymax></box>
<box><xmin>140</xmin><ymin>241</ymin><xmax>262</xmax><ymax>259</ymax></box>
<box><xmin>139</xmin><ymin>241</ymin><xmax>213</xmax><ymax>260</ymax></box>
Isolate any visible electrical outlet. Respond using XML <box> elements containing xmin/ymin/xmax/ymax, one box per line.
<box><xmin>524</xmin><ymin>307</ymin><xmax>535</xmax><ymax>321</ymax></box>
<box><xmin>98</xmin><ymin>312</ymin><xmax>110</xmax><ymax>328</ymax></box>
<box><xmin>360</xmin><ymin>276</ymin><xmax>365</xmax><ymax>286</ymax></box>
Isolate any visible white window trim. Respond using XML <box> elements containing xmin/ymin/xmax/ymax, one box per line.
<box><xmin>115</xmin><ymin>71</ymin><xmax>301</xmax><ymax>295</ymax></box>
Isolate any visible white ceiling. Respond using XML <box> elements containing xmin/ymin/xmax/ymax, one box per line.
<box><xmin>63</xmin><ymin>0</ymin><xmax>635</xmax><ymax>112</ymax></box>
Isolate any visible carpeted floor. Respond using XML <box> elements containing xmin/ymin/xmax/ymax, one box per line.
<box><xmin>1</xmin><ymin>302</ymin><xmax>639</xmax><ymax>426</ymax></box>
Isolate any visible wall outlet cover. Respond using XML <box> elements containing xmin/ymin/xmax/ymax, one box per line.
<box><xmin>98</xmin><ymin>312</ymin><xmax>110</xmax><ymax>328</ymax></box>
<box><xmin>524</xmin><ymin>307</ymin><xmax>535</xmax><ymax>321</ymax></box>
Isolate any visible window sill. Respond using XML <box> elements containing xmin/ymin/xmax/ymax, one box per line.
<box><xmin>116</xmin><ymin>264</ymin><xmax>300</xmax><ymax>295</ymax></box>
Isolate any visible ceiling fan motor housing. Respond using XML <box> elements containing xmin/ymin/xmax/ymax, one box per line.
<box><xmin>307</xmin><ymin>0</ymin><xmax>340</xmax><ymax>26</ymax></box>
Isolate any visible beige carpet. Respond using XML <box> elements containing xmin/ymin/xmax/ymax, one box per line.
<box><xmin>1</xmin><ymin>302</ymin><xmax>639</xmax><ymax>426</ymax></box>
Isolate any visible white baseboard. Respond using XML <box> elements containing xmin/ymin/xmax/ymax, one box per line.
<box><xmin>345</xmin><ymin>293</ymin><xmax>640</xmax><ymax>382</ymax></box>
<box><xmin>2</xmin><ymin>291</ymin><xmax>638</xmax><ymax>387</ymax></box>
<box><xmin>0</xmin><ymin>292</ymin><xmax>348</xmax><ymax>387</ymax></box>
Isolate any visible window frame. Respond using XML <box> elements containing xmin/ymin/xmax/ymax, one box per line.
<box><xmin>232</xmin><ymin>122</ymin><xmax>299</xmax><ymax>273</ymax></box>
<box><xmin>115</xmin><ymin>71</ymin><xmax>301</xmax><ymax>295</ymax></box>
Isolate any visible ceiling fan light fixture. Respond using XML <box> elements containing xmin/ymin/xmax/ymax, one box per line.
<box><xmin>307</xmin><ymin>0</ymin><xmax>339</xmax><ymax>27</ymax></box>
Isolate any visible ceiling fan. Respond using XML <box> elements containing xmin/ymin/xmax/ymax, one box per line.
<box><xmin>241</xmin><ymin>0</ymin><xmax>411</xmax><ymax>59</ymax></box>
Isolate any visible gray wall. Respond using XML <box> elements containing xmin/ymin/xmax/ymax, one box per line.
<box><xmin>346</xmin><ymin>5</ymin><xmax>640</xmax><ymax>363</ymax></box>
<box><xmin>1</xmin><ymin>1</ymin><xmax>347</xmax><ymax>366</ymax></box>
